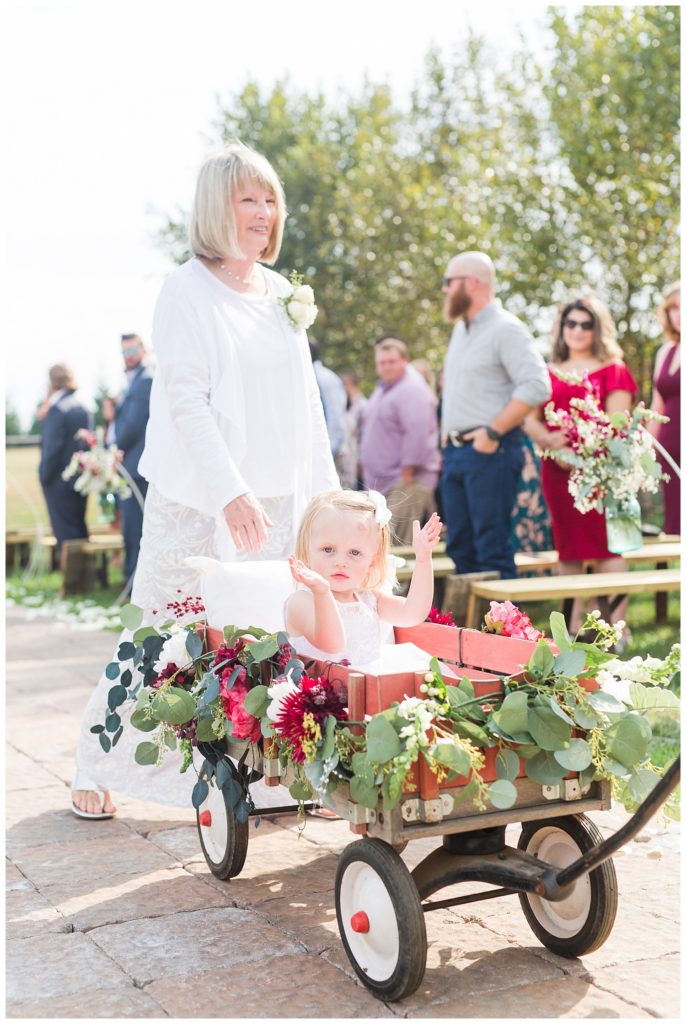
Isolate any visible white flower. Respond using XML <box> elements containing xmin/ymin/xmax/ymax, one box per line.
<box><xmin>153</xmin><ymin>626</ymin><xmax>194</xmax><ymax>674</ymax></box>
<box><xmin>288</xmin><ymin>299</ymin><xmax>318</xmax><ymax>330</ymax></box>
<box><xmin>267</xmin><ymin>675</ymin><xmax>299</xmax><ymax>722</ymax></box>
<box><xmin>292</xmin><ymin>284</ymin><xmax>314</xmax><ymax>304</ymax></box>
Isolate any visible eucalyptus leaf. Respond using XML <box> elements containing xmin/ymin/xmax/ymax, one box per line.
<box><xmin>528</xmin><ymin>639</ymin><xmax>555</xmax><ymax>679</ymax></box>
<box><xmin>588</xmin><ymin>690</ymin><xmax>627</xmax><ymax>715</ymax></box>
<box><xmin>107</xmin><ymin>684</ymin><xmax>128</xmax><ymax>711</ymax></box>
<box><xmin>602</xmin><ymin>757</ymin><xmax>632</xmax><ymax>778</ymax></box>
<box><xmin>216</xmin><ymin>759</ymin><xmax>231</xmax><ymax>789</ymax></box>
<box><xmin>133</xmin><ymin>625</ymin><xmax>158</xmax><ymax>644</ymax></box>
<box><xmin>191</xmin><ymin>779</ymin><xmax>209</xmax><ymax>809</ymax></box>
<box><xmin>248</xmin><ymin>636</ymin><xmax>279</xmax><ymax>662</ymax></box>
<box><xmin>130</xmin><ymin>705</ymin><xmax>157</xmax><ymax>732</ymax></box>
<box><xmin>627</xmin><ymin>767</ymin><xmax>659</xmax><ymax>805</ymax></box>
<box><xmin>527</xmin><ymin>704</ymin><xmax>573</xmax><ymax>751</ymax></box>
<box><xmin>112</xmin><ymin>726</ymin><xmax>124</xmax><ymax>747</ymax></box>
<box><xmin>454</xmin><ymin>720</ymin><xmax>491</xmax><ymax>745</ymax></box>
<box><xmin>198</xmin><ymin>674</ymin><xmax>220</xmax><ymax>707</ymax></box>
<box><xmin>152</xmin><ymin>686</ymin><xmax>197</xmax><ymax>725</ymax></box>
<box><xmin>98</xmin><ymin>733</ymin><xmax>111</xmax><ymax>753</ymax></box>
<box><xmin>496</xmin><ymin>747</ymin><xmax>521</xmax><ymax>782</ymax></box>
<box><xmin>352</xmin><ymin>751</ymin><xmax>374</xmax><ymax>784</ymax></box>
<box><xmin>366</xmin><ymin>714</ymin><xmax>402</xmax><ymax>763</ymax></box>
<box><xmin>382</xmin><ymin>771</ymin><xmax>403</xmax><ymax>811</ymax></box>
<box><xmin>525</xmin><ymin>749</ymin><xmax>568</xmax><ymax>785</ymax></box>
<box><xmin>549</xmin><ymin>611</ymin><xmax>572</xmax><ymax>651</ymax></box>
<box><xmin>350</xmin><ymin>775</ymin><xmax>379</xmax><ymax>809</ymax></box>
<box><xmin>105</xmin><ymin>662</ymin><xmax>120</xmax><ymax>680</ymax></box>
<box><xmin>543</xmin><ymin>695</ymin><xmax>575</xmax><ymax>726</ymax></box>
<box><xmin>571</xmin><ymin>701</ymin><xmax>601</xmax><ymax>729</ymax></box>
<box><xmin>457</xmin><ymin>677</ymin><xmax>476</xmax><ymax>700</ymax></box>
<box><xmin>117</xmin><ymin>641</ymin><xmax>137</xmax><ymax>661</ymax></box>
<box><xmin>90</xmin><ymin>724</ymin><xmax>105</xmax><ymax>734</ymax></box>
<box><xmin>289</xmin><ymin>780</ymin><xmax>312</xmax><ymax>801</ymax></box>
<box><xmin>429</xmin><ymin>741</ymin><xmax>471</xmax><ymax>777</ymax></box>
<box><xmin>185</xmin><ymin>630</ymin><xmax>203</xmax><ymax>661</ymax></box>
<box><xmin>120</xmin><ymin>668</ymin><xmax>133</xmax><ymax>688</ymax></box>
<box><xmin>604</xmin><ymin>714</ymin><xmax>651</xmax><ymax>768</ymax></box>
<box><xmin>554</xmin><ymin>737</ymin><xmax>593</xmax><ymax>771</ymax></box>
<box><xmin>135</xmin><ymin>741</ymin><xmax>159</xmax><ymax>766</ymax></box>
<box><xmin>234</xmin><ymin>799</ymin><xmax>250</xmax><ymax>823</ymax></box>
<box><xmin>553</xmin><ymin>649</ymin><xmax>587</xmax><ymax>678</ymax></box>
<box><xmin>492</xmin><ymin>691</ymin><xmax>529</xmax><ymax>736</ymax></box>
<box><xmin>487</xmin><ymin>778</ymin><xmax>517</xmax><ymax>809</ymax></box>
<box><xmin>321</xmin><ymin>714</ymin><xmax>337</xmax><ymax>761</ymax></box>
<box><xmin>243</xmin><ymin>684</ymin><xmax>270</xmax><ymax>718</ymax></box>
<box><xmin>105</xmin><ymin>712</ymin><xmax>121</xmax><ymax>733</ymax></box>
<box><xmin>196</xmin><ymin>717</ymin><xmax>217</xmax><ymax>741</ymax></box>
<box><xmin>120</xmin><ymin>603</ymin><xmax>144</xmax><ymax>630</ymax></box>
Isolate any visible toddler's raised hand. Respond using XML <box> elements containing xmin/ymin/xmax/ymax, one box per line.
<box><xmin>412</xmin><ymin>513</ymin><xmax>442</xmax><ymax>562</ymax></box>
<box><xmin>288</xmin><ymin>554</ymin><xmax>331</xmax><ymax>594</ymax></box>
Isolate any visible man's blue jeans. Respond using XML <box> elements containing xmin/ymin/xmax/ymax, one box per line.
<box><xmin>440</xmin><ymin>434</ymin><xmax>524</xmax><ymax>578</ymax></box>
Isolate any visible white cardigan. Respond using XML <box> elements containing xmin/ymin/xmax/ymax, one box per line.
<box><xmin>139</xmin><ymin>258</ymin><xmax>339</xmax><ymax>524</ymax></box>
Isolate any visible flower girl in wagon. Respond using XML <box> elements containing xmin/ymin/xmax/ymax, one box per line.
<box><xmin>285</xmin><ymin>489</ymin><xmax>442</xmax><ymax>666</ymax></box>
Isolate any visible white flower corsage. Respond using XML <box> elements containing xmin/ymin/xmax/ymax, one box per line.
<box><xmin>279</xmin><ymin>270</ymin><xmax>318</xmax><ymax>330</ymax></box>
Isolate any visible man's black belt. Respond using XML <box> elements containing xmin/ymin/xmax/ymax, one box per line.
<box><xmin>445</xmin><ymin>429</ymin><xmax>480</xmax><ymax>447</ymax></box>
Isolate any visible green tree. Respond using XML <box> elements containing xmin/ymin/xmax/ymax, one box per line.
<box><xmin>5</xmin><ymin>399</ymin><xmax>22</xmax><ymax>436</ymax></box>
<box><xmin>546</xmin><ymin>5</ymin><xmax>680</xmax><ymax>398</ymax></box>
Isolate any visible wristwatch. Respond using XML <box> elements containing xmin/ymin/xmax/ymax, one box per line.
<box><xmin>484</xmin><ymin>425</ymin><xmax>502</xmax><ymax>441</ymax></box>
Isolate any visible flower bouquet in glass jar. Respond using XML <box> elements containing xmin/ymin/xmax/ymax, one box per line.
<box><xmin>542</xmin><ymin>375</ymin><xmax>667</xmax><ymax>553</ymax></box>
<box><xmin>62</xmin><ymin>427</ymin><xmax>132</xmax><ymax>523</ymax></box>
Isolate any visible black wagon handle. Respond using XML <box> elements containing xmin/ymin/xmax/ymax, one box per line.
<box><xmin>553</xmin><ymin>756</ymin><xmax>680</xmax><ymax>891</ymax></box>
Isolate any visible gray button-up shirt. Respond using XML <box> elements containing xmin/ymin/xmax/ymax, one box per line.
<box><xmin>441</xmin><ymin>300</ymin><xmax>551</xmax><ymax>434</ymax></box>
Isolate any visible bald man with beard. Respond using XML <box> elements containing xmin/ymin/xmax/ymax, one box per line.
<box><xmin>439</xmin><ymin>251</ymin><xmax>550</xmax><ymax>579</ymax></box>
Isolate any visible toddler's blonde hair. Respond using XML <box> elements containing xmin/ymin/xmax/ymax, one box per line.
<box><xmin>295</xmin><ymin>489</ymin><xmax>393</xmax><ymax>592</ymax></box>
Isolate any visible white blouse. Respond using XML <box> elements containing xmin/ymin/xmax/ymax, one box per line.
<box><xmin>139</xmin><ymin>258</ymin><xmax>338</xmax><ymax>527</ymax></box>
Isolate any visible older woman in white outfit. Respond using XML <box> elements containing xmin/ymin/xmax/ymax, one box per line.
<box><xmin>72</xmin><ymin>143</ymin><xmax>339</xmax><ymax>817</ymax></box>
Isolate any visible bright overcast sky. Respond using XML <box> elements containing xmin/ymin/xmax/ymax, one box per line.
<box><xmin>4</xmin><ymin>0</ymin><xmax>558</xmax><ymax>428</ymax></box>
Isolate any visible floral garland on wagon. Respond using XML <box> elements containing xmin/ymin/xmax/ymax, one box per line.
<box><xmin>94</xmin><ymin>598</ymin><xmax>680</xmax><ymax>824</ymax></box>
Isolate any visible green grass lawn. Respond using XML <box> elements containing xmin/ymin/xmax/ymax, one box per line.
<box><xmin>6</xmin><ymin>445</ymin><xmax>105</xmax><ymax>531</ymax></box>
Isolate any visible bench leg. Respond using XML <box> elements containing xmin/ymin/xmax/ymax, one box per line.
<box><xmin>655</xmin><ymin>561</ymin><xmax>668</xmax><ymax>623</ymax></box>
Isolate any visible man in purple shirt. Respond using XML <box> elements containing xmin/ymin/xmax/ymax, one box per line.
<box><xmin>360</xmin><ymin>337</ymin><xmax>441</xmax><ymax>543</ymax></box>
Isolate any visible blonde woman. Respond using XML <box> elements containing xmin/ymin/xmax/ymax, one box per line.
<box><xmin>525</xmin><ymin>295</ymin><xmax>637</xmax><ymax>631</ymax></box>
<box><xmin>71</xmin><ymin>143</ymin><xmax>339</xmax><ymax>818</ymax></box>
<box><xmin>649</xmin><ymin>282</ymin><xmax>680</xmax><ymax>535</ymax></box>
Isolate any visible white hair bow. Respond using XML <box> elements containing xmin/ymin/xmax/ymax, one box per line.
<box><xmin>368</xmin><ymin>489</ymin><xmax>392</xmax><ymax>528</ymax></box>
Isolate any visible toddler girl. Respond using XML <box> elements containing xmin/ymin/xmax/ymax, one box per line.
<box><xmin>285</xmin><ymin>489</ymin><xmax>442</xmax><ymax>666</ymax></box>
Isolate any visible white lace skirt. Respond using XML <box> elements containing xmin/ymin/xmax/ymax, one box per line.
<box><xmin>73</xmin><ymin>486</ymin><xmax>296</xmax><ymax>807</ymax></box>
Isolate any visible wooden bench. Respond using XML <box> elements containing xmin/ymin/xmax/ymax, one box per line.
<box><xmin>59</xmin><ymin>536</ymin><xmax>125</xmax><ymax>595</ymax></box>
<box><xmin>465</xmin><ymin>568</ymin><xmax>681</xmax><ymax>629</ymax></box>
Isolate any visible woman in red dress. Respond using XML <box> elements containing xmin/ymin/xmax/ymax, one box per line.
<box><xmin>648</xmin><ymin>282</ymin><xmax>680</xmax><ymax>536</ymax></box>
<box><xmin>525</xmin><ymin>295</ymin><xmax>637</xmax><ymax>633</ymax></box>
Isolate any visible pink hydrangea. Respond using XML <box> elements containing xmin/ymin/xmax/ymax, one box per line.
<box><xmin>485</xmin><ymin>601</ymin><xmax>544</xmax><ymax>642</ymax></box>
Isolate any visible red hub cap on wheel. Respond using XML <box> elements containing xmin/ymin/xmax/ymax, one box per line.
<box><xmin>199</xmin><ymin>810</ymin><xmax>212</xmax><ymax>827</ymax></box>
<box><xmin>350</xmin><ymin>911</ymin><xmax>370</xmax><ymax>933</ymax></box>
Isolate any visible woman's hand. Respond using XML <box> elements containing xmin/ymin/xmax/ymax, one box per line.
<box><xmin>412</xmin><ymin>512</ymin><xmax>442</xmax><ymax>563</ymax></box>
<box><xmin>545</xmin><ymin>430</ymin><xmax>568</xmax><ymax>451</ymax></box>
<box><xmin>223</xmin><ymin>492</ymin><xmax>273</xmax><ymax>553</ymax></box>
<box><xmin>288</xmin><ymin>554</ymin><xmax>330</xmax><ymax>594</ymax></box>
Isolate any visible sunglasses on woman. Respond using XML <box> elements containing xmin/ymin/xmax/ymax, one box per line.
<box><xmin>563</xmin><ymin>317</ymin><xmax>594</xmax><ymax>331</ymax></box>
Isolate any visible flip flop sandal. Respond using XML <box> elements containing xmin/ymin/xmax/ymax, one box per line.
<box><xmin>71</xmin><ymin>770</ymin><xmax>115</xmax><ymax>820</ymax></box>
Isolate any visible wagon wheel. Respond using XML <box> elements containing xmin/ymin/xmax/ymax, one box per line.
<box><xmin>518</xmin><ymin>814</ymin><xmax>618</xmax><ymax>957</ymax></box>
<box><xmin>335</xmin><ymin>838</ymin><xmax>427</xmax><ymax>1001</ymax></box>
<box><xmin>195</xmin><ymin>760</ymin><xmax>249</xmax><ymax>880</ymax></box>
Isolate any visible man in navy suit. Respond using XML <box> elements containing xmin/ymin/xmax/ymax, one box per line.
<box><xmin>114</xmin><ymin>334</ymin><xmax>153</xmax><ymax>585</ymax></box>
<box><xmin>38</xmin><ymin>364</ymin><xmax>93</xmax><ymax>556</ymax></box>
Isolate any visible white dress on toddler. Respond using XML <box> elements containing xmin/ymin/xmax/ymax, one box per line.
<box><xmin>289</xmin><ymin>589</ymin><xmax>395</xmax><ymax>667</ymax></box>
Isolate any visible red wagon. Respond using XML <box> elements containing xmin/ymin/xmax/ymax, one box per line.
<box><xmin>194</xmin><ymin>621</ymin><xmax>680</xmax><ymax>1001</ymax></box>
